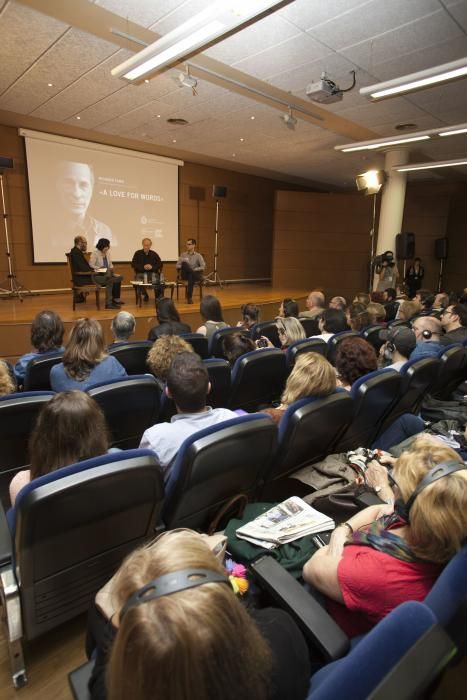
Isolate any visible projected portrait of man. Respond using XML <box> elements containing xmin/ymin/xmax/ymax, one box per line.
<box><xmin>56</xmin><ymin>161</ymin><xmax>114</xmax><ymax>247</ymax></box>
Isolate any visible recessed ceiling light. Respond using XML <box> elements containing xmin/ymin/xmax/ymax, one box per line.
<box><xmin>156</xmin><ymin>114</ymin><xmax>161</xmax><ymax>118</ymax></box>
<box><xmin>47</xmin><ymin>82</ymin><xmax>53</xmax><ymax>87</ymax></box>
<box><xmin>144</xmin><ymin>79</ymin><xmax>149</xmax><ymax>84</ymax></box>
<box><xmin>395</xmin><ymin>123</ymin><xmax>418</xmax><ymax>131</ymax></box>
<box><xmin>76</xmin><ymin>116</ymin><xmax>81</xmax><ymax>120</ymax></box>
<box><xmin>167</xmin><ymin>118</ymin><xmax>189</xmax><ymax>125</ymax></box>
<box><xmin>232</xmin><ymin>153</ymin><xmax>236</xmax><ymax>157</ymax></box>
<box><xmin>172</xmin><ymin>139</ymin><xmax>177</xmax><ymax>143</ymax></box>
<box><xmin>250</xmin><ymin>116</ymin><xmax>255</xmax><ymax>120</ymax></box>
<box><xmin>240</xmin><ymin>137</ymin><xmax>244</xmax><ymax>142</ymax></box>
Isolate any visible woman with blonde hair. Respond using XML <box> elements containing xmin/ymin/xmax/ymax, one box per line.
<box><xmin>0</xmin><ymin>360</ymin><xmax>15</xmax><ymax>396</ymax></box>
<box><xmin>398</xmin><ymin>299</ymin><xmax>421</xmax><ymax>322</ymax></box>
<box><xmin>262</xmin><ymin>352</ymin><xmax>336</xmax><ymax>424</ymax></box>
<box><xmin>50</xmin><ymin>318</ymin><xmax>127</xmax><ymax>391</ymax></box>
<box><xmin>146</xmin><ymin>334</ymin><xmax>194</xmax><ymax>390</ymax></box>
<box><xmin>88</xmin><ymin>530</ymin><xmax>310</xmax><ymax>700</ymax></box>
<box><xmin>304</xmin><ymin>436</ymin><xmax>467</xmax><ymax>637</ymax></box>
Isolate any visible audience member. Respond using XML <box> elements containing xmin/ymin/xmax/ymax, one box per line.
<box><xmin>310</xmin><ymin>309</ymin><xmax>348</xmax><ymax>342</ymax></box>
<box><xmin>300</xmin><ymin>290</ymin><xmax>325</xmax><ymax>319</ymax></box>
<box><xmin>274</xmin><ymin>317</ymin><xmax>305</xmax><ymax>350</ymax></box>
<box><xmin>222</xmin><ymin>332</ymin><xmax>255</xmax><ymax>366</ymax></box>
<box><xmin>50</xmin><ymin>318</ymin><xmax>127</xmax><ymax>391</ymax></box>
<box><xmin>139</xmin><ymin>353</ymin><xmax>237</xmax><ymax>475</ymax></box>
<box><xmin>415</xmin><ymin>289</ymin><xmax>435</xmax><ymax>315</ymax></box>
<box><xmin>278</xmin><ymin>298</ymin><xmax>299</xmax><ymax>318</ymax></box>
<box><xmin>196</xmin><ymin>295</ymin><xmax>229</xmax><ymax>339</ymax></box>
<box><xmin>376</xmin><ymin>251</ymin><xmax>399</xmax><ymax>292</ymax></box>
<box><xmin>346</xmin><ymin>303</ymin><xmax>372</xmax><ymax>332</ymax></box>
<box><xmin>329</xmin><ymin>296</ymin><xmax>347</xmax><ymax>311</ymax></box>
<box><xmin>370</xmin><ymin>291</ymin><xmax>385</xmax><ymax>304</ymax></box>
<box><xmin>237</xmin><ymin>303</ymin><xmax>259</xmax><ymax>330</ymax></box>
<box><xmin>303</xmin><ymin>437</ymin><xmax>467</xmax><ymax>637</ymax></box>
<box><xmin>335</xmin><ymin>336</ymin><xmax>378</xmax><ymax>390</ymax></box>
<box><xmin>109</xmin><ymin>311</ymin><xmax>136</xmax><ymax>347</ymax></box>
<box><xmin>89</xmin><ymin>237</ymin><xmax>123</xmax><ymax>309</ymax></box>
<box><xmin>366</xmin><ymin>302</ymin><xmax>386</xmax><ymax>325</ymax></box>
<box><xmin>410</xmin><ymin>317</ymin><xmax>445</xmax><ymax>360</ymax></box>
<box><xmin>148</xmin><ymin>298</ymin><xmax>191</xmax><ymax>342</ymax></box>
<box><xmin>440</xmin><ymin>303</ymin><xmax>467</xmax><ymax>345</ymax></box>
<box><xmin>353</xmin><ymin>292</ymin><xmax>370</xmax><ymax>306</ymax></box>
<box><xmin>405</xmin><ymin>257</ymin><xmax>424</xmax><ymax>298</ymax></box>
<box><xmin>398</xmin><ymin>299</ymin><xmax>421</xmax><ymax>322</ymax></box>
<box><xmin>379</xmin><ymin>327</ymin><xmax>416</xmax><ymax>371</ymax></box>
<box><xmin>88</xmin><ymin>530</ymin><xmax>310</xmax><ymax>700</ymax></box>
<box><xmin>14</xmin><ymin>310</ymin><xmax>65</xmax><ymax>384</ymax></box>
<box><xmin>9</xmin><ymin>391</ymin><xmax>109</xmax><ymax>506</ymax></box>
<box><xmin>382</xmin><ymin>288</ymin><xmax>399</xmax><ymax>322</ymax></box>
<box><xmin>0</xmin><ymin>360</ymin><xmax>15</xmax><ymax>396</ymax></box>
<box><xmin>146</xmin><ymin>335</ymin><xmax>194</xmax><ymax>391</ymax></box>
<box><xmin>433</xmin><ymin>292</ymin><xmax>449</xmax><ymax>312</ymax></box>
<box><xmin>262</xmin><ymin>353</ymin><xmax>336</xmax><ymax>424</ymax></box>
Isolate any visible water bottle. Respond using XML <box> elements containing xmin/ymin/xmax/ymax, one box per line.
<box><xmin>160</xmin><ymin>271</ymin><xmax>165</xmax><ymax>284</ymax></box>
<box><xmin>143</xmin><ymin>272</ymin><xmax>148</xmax><ymax>284</ymax></box>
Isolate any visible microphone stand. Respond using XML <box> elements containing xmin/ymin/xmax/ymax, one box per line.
<box><xmin>0</xmin><ymin>172</ymin><xmax>33</xmax><ymax>301</ymax></box>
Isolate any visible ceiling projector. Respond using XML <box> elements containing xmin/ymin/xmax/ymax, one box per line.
<box><xmin>306</xmin><ymin>76</ymin><xmax>343</xmax><ymax>104</ymax></box>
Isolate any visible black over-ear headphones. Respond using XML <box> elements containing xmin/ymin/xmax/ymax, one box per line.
<box><xmin>422</xmin><ymin>329</ymin><xmax>432</xmax><ymax>339</ymax></box>
<box><xmin>394</xmin><ymin>460</ymin><xmax>467</xmax><ymax>523</ymax></box>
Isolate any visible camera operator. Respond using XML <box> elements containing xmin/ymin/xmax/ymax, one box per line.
<box><xmin>375</xmin><ymin>250</ymin><xmax>399</xmax><ymax>293</ymax></box>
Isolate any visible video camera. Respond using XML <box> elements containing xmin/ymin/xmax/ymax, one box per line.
<box><xmin>374</xmin><ymin>250</ymin><xmax>394</xmax><ymax>267</ymax></box>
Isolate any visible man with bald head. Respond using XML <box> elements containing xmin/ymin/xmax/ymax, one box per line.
<box><xmin>410</xmin><ymin>316</ymin><xmax>445</xmax><ymax>360</ymax></box>
<box><xmin>132</xmin><ymin>237</ymin><xmax>163</xmax><ymax>302</ymax></box>
<box><xmin>300</xmin><ymin>290</ymin><xmax>325</xmax><ymax>319</ymax></box>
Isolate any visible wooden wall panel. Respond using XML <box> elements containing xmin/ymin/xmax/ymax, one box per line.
<box><xmin>445</xmin><ymin>187</ymin><xmax>467</xmax><ymax>293</ymax></box>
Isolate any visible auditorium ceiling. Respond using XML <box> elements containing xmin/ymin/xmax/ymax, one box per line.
<box><xmin>1</xmin><ymin>0</ymin><xmax>467</xmax><ymax>188</ymax></box>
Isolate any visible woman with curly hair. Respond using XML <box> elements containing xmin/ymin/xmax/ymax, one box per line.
<box><xmin>0</xmin><ymin>360</ymin><xmax>15</xmax><ymax>396</ymax></box>
<box><xmin>50</xmin><ymin>318</ymin><xmax>126</xmax><ymax>391</ymax></box>
<box><xmin>87</xmin><ymin>530</ymin><xmax>310</xmax><ymax>700</ymax></box>
<box><xmin>146</xmin><ymin>335</ymin><xmax>194</xmax><ymax>390</ymax></box>
<box><xmin>335</xmin><ymin>336</ymin><xmax>377</xmax><ymax>390</ymax></box>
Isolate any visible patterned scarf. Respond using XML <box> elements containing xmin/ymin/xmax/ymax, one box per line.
<box><xmin>350</xmin><ymin>513</ymin><xmax>420</xmax><ymax>563</ymax></box>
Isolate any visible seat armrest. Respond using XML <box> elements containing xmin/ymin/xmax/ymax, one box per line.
<box><xmin>355</xmin><ymin>491</ymin><xmax>383</xmax><ymax>509</ymax></box>
<box><xmin>0</xmin><ymin>501</ymin><xmax>13</xmax><ymax>567</ymax></box>
<box><xmin>69</xmin><ymin>660</ymin><xmax>94</xmax><ymax>700</ymax></box>
<box><xmin>250</xmin><ymin>555</ymin><xmax>349</xmax><ymax>661</ymax></box>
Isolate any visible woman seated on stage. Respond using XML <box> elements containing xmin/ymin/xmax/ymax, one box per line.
<box><xmin>335</xmin><ymin>336</ymin><xmax>377</xmax><ymax>390</ymax></box>
<box><xmin>147</xmin><ymin>298</ymin><xmax>191</xmax><ymax>342</ymax></box>
<box><xmin>14</xmin><ymin>309</ymin><xmax>65</xmax><ymax>384</ymax></box>
<box><xmin>87</xmin><ymin>529</ymin><xmax>310</xmax><ymax>700</ymax></box>
<box><xmin>9</xmin><ymin>391</ymin><xmax>109</xmax><ymax>506</ymax></box>
<box><xmin>196</xmin><ymin>295</ymin><xmax>229</xmax><ymax>339</ymax></box>
<box><xmin>261</xmin><ymin>352</ymin><xmax>336</xmax><ymax>424</ymax></box>
<box><xmin>50</xmin><ymin>318</ymin><xmax>127</xmax><ymax>392</ymax></box>
<box><xmin>303</xmin><ymin>436</ymin><xmax>467</xmax><ymax>638</ymax></box>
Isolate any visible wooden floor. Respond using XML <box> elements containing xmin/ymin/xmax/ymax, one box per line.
<box><xmin>0</xmin><ymin>283</ymin><xmax>308</xmax><ymax>362</ymax></box>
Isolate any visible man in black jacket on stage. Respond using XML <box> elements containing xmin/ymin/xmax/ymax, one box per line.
<box><xmin>131</xmin><ymin>237</ymin><xmax>163</xmax><ymax>302</ymax></box>
<box><xmin>69</xmin><ymin>235</ymin><xmax>119</xmax><ymax>309</ymax></box>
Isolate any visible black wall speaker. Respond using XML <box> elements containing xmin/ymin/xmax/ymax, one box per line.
<box><xmin>434</xmin><ymin>237</ymin><xmax>449</xmax><ymax>260</ymax></box>
<box><xmin>212</xmin><ymin>185</ymin><xmax>227</xmax><ymax>198</ymax></box>
<box><xmin>395</xmin><ymin>232</ymin><xmax>415</xmax><ymax>260</ymax></box>
<box><xmin>0</xmin><ymin>156</ymin><xmax>14</xmax><ymax>170</ymax></box>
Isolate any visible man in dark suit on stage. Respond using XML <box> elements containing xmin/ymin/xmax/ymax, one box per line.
<box><xmin>131</xmin><ymin>237</ymin><xmax>163</xmax><ymax>302</ymax></box>
<box><xmin>69</xmin><ymin>235</ymin><xmax>119</xmax><ymax>309</ymax></box>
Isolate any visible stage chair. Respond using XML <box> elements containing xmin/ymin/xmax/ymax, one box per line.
<box><xmin>87</xmin><ymin>375</ymin><xmax>161</xmax><ymax>449</ymax></box>
<box><xmin>162</xmin><ymin>415</ymin><xmax>277</xmax><ymax>532</ymax></box>
<box><xmin>175</xmin><ymin>271</ymin><xmax>203</xmax><ymax>302</ymax></box>
<box><xmin>23</xmin><ymin>351</ymin><xmax>64</xmax><ymax>391</ymax></box>
<box><xmin>108</xmin><ymin>341</ymin><xmax>152</xmax><ymax>375</ymax></box>
<box><xmin>66</xmin><ymin>252</ymin><xmax>101</xmax><ymax>311</ymax></box>
<box><xmin>0</xmin><ymin>449</ymin><xmax>164</xmax><ymax>688</ymax></box>
<box><xmin>228</xmin><ymin>348</ymin><xmax>287</xmax><ymax>412</ymax></box>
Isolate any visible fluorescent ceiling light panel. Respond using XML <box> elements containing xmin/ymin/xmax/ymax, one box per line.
<box><xmin>360</xmin><ymin>58</ymin><xmax>467</xmax><ymax>100</ymax></box>
<box><xmin>340</xmin><ymin>135</ymin><xmax>430</xmax><ymax>152</ymax></box>
<box><xmin>439</xmin><ymin>125</ymin><xmax>467</xmax><ymax>137</ymax></box>
<box><xmin>394</xmin><ymin>158</ymin><xmax>467</xmax><ymax>172</ymax></box>
<box><xmin>112</xmin><ymin>0</ymin><xmax>285</xmax><ymax>81</ymax></box>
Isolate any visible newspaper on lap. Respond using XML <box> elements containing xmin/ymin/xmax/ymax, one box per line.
<box><xmin>236</xmin><ymin>496</ymin><xmax>334</xmax><ymax>550</ymax></box>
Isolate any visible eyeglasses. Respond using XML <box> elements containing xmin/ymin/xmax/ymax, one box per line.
<box><xmin>440</xmin><ymin>309</ymin><xmax>452</xmax><ymax>317</ymax></box>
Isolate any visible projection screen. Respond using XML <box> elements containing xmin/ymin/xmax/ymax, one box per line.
<box><xmin>20</xmin><ymin>129</ymin><xmax>183</xmax><ymax>263</ymax></box>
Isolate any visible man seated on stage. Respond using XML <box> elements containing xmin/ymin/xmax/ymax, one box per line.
<box><xmin>139</xmin><ymin>352</ymin><xmax>237</xmax><ymax>477</ymax></box>
<box><xmin>300</xmin><ymin>290</ymin><xmax>325</xmax><ymax>319</ymax></box>
<box><xmin>176</xmin><ymin>238</ymin><xmax>205</xmax><ymax>304</ymax></box>
<box><xmin>69</xmin><ymin>236</ymin><xmax>121</xmax><ymax>309</ymax></box>
<box><xmin>131</xmin><ymin>237</ymin><xmax>163</xmax><ymax>302</ymax></box>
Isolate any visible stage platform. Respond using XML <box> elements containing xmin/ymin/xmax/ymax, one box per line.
<box><xmin>0</xmin><ymin>283</ymin><xmax>308</xmax><ymax>362</ymax></box>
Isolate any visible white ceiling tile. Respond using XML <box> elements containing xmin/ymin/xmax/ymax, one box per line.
<box><xmin>0</xmin><ymin>1</ymin><xmax>67</xmax><ymax>93</ymax></box>
<box><xmin>278</xmin><ymin>0</ymin><xmax>373</xmax><ymax>31</ymax></box>
<box><xmin>445</xmin><ymin>0</ymin><xmax>467</xmax><ymax>31</ymax></box>
<box><xmin>149</xmin><ymin>0</ymin><xmax>215</xmax><ymax>35</ymax></box>
<box><xmin>95</xmin><ymin>0</ymin><xmax>185</xmax><ymax>28</ymax></box>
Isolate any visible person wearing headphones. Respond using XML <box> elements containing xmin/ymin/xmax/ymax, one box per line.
<box><xmin>379</xmin><ymin>326</ymin><xmax>416</xmax><ymax>371</ymax></box>
<box><xmin>303</xmin><ymin>436</ymin><xmax>467</xmax><ymax>637</ymax></box>
<box><xmin>410</xmin><ymin>316</ymin><xmax>445</xmax><ymax>360</ymax></box>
